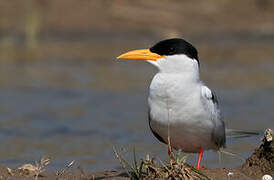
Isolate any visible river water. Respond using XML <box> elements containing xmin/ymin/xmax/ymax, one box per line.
<box><xmin>0</xmin><ymin>34</ymin><xmax>273</xmax><ymax>171</ymax></box>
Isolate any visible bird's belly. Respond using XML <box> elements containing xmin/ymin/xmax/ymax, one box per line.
<box><xmin>148</xmin><ymin>92</ymin><xmax>216</xmax><ymax>153</ymax></box>
<box><xmin>150</xmin><ymin>110</ymin><xmax>214</xmax><ymax>152</ymax></box>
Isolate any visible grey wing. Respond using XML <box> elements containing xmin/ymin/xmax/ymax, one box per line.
<box><xmin>201</xmin><ymin>85</ymin><xmax>226</xmax><ymax>149</ymax></box>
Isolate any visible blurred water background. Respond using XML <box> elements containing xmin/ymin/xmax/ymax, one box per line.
<box><xmin>0</xmin><ymin>0</ymin><xmax>273</xmax><ymax>172</ymax></box>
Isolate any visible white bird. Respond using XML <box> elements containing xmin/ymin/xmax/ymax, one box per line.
<box><xmin>117</xmin><ymin>38</ymin><xmax>255</xmax><ymax>169</ymax></box>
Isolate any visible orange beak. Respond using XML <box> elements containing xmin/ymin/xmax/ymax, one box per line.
<box><xmin>117</xmin><ymin>49</ymin><xmax>163</xmax><ymax>61</ymax></box>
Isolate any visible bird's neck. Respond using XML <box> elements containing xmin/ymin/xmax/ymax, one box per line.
<box><xmin>158</xmin><ymin>69</ymin><xmax>200</xmax><ymax>83</ymax></box>
<box><xmin>149</xmin><ymin>71</ymin><xmax>201</xmax><ymax>109</ymax></box>
<box><xmin>150</xmin><ymin>71</ymin><xmax>201</xmax><ymax>98</ymax></box>
<box><xmin>156</xmin><ymin>55</ymin><xmax>200</xmax><ymax>81</ymax></box>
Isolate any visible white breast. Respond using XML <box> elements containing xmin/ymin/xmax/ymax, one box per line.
<box><xmin>148</xmin><ymin>73</ymin><xmax>218</xmax><ymax>153</ymax></box>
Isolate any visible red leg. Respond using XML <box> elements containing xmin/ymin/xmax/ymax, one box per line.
<box><xmin>167</xmin><ymin>136</ymin><xmax>174</xmax><ymax>164</ymax></box>
<box><xmin>168</xmin><ymin>145</ymin><xmax>174</xmax><ymax>164</ymax></box>
<box><xmin>168</xmin><ymin>146</ymin><xmax>172</xmax><ymax>156</ymax></box>
<box><xmin>195</xmin><ymin>148</ymin><xmax>203</xmax><ymax>169</ymax></box>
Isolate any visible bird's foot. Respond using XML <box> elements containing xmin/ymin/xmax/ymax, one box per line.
<box><xmin>194</xmin><ymin>166</ymin><xmax>205</xmax><ymax>170</ymax></box>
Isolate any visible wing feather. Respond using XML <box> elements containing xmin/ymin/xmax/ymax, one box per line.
<box><xmin>201</xmin><ymin>85</ymin><xmax>226</xmax><ymax>149</ymax></box>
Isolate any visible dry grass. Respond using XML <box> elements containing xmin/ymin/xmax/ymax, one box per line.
<box><xmin>113</xmin><ymin>146</ymin><xmax>211</xmax><ymax>180</ymax></box>
<box><xmin>6</xmin><ymin>156</ymin><xmax>51</xmax><ymax>179</ymax></box>
<box><xmin>3</xmin><ymin>156</ymin><xmax>79</xmax><ymax>179</ymax></box>
<box><xmin>56</xmin><ymin>160</ymin><xmax>75</xmax><ymax>176</ymax></box>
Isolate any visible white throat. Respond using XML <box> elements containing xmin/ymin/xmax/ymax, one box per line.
<box><xmin>147</xmin><ymin>54</ymin><xmax>200</xmax><ymax>82</ymax></box>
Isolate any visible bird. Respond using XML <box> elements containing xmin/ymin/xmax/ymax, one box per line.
<box><xmin>117</xmin><ymin>38</ymin><xmax>256</xmax><ymax>169</ymax></box>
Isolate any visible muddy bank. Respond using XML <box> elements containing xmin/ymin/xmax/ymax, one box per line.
<box><xmin>0</xmin><ymin>129</ymin><xmax>272</xmax><ymax>180</ymax></box>
<box><xmin>241</xmin><ymin>129</ymin><xmax>274</xmax><ymax>178</ymax></box>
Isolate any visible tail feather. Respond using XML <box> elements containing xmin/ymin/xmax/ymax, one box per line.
<box><xmin>218</xmin><ymin>149</ymin><xmax>245</xmax><ymax>161</ymax></box>
<box><xmin>226</xmin><ymin>129</ymin><xmax>260</xmax><ymax>138</ymax></box>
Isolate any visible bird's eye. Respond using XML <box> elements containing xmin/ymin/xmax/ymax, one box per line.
<box><xmin>168</xmin><ymin>47</ymin><xmax>176</xmax><ymax>54</ymax></box>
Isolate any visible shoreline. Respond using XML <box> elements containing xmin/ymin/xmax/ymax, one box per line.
<box><xmin>0</xmin><ymin>129</ymin><xmax>272</xmax><ymax>180</ymax></box>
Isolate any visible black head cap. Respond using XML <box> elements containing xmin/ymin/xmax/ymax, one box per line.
<box><xmin>150</xmin><ymin>38</ymin><xmax>199</xmax><ymax>61</ymax></box>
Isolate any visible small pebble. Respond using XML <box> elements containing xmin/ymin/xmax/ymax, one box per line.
<box><xmin>262</xmin><ymin>174</ymin><xmax>272</xmax><ymax>180</ymax></box>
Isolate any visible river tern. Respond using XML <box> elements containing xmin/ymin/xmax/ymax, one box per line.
<box><xmin>117</xmin><ymin>38</ymin><xmax>256</xmax><ymax>169</ymax></box>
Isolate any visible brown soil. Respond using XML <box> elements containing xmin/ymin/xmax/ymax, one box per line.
<box><xmin>241</xmin><ymin>129</ymin><xmax>274</xmax><ymax>178</ymax></box>
<box><xmin>0</xmin><ymin>129</ymin><xmax>272</xmax><ymax>180</ymax></box>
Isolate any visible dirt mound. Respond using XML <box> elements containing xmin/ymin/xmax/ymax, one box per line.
<box><xmin>241</xmin><ymin>129</ymin><xmax>274</xmax><ymax>178</ymax></box>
